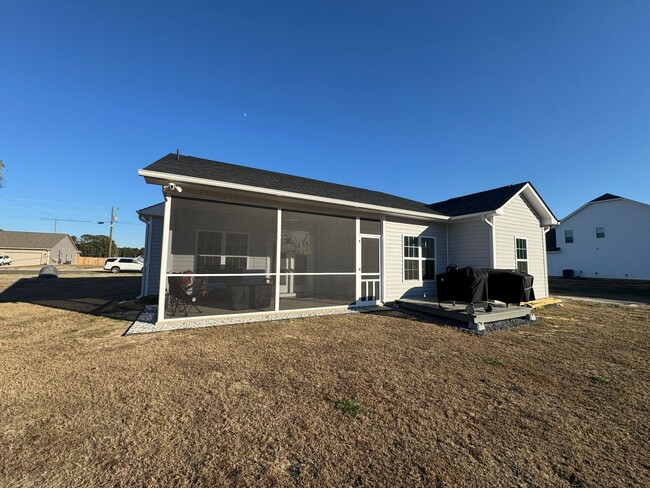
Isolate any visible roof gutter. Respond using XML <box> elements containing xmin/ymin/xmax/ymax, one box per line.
<box><xmin>138</xmin><ymin>169</ymin><xmax>450</xmax><ymax>221</ymax></box>
<box><xmin>447</xmin><ymin>210</ymin><xmax>501</xmax><ymax>222</ymax></box>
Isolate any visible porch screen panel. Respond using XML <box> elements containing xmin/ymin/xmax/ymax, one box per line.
<box><xmin>164</xmin><ymin>197</ymin><xmax>277</xmax><ymax>319</ymax></box>
<box><xmin>280</xmin><ymin>210</ymin><xmax>356</xmax><ymax>310</ymax></box>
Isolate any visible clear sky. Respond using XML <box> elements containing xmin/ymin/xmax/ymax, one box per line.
<box><xmin>1</xmin><ymin>1</ymin><xmax>649</xmax><ymax>247</ymax></box>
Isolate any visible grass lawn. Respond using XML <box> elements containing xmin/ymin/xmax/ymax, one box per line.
<box><xmin>1</xmin><ymin>273</ymin><xmax>648</xmax><ymax>486</ymax></box>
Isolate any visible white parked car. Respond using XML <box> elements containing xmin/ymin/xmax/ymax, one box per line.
<box><xmin>0</xmin><ymin>255</ymin><xmax>12</xmax><ymax>266</ymax></box>
<box><xmin>103</xmin><ymin>257</ymin><xmax>144</xmax><ymax>273</ymax></box>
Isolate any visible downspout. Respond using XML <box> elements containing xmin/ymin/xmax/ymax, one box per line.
<box><xmin>484</xmin><ymin>215</ymin><xmax>495</xmax><ymax>268</ymax></box>
<box><xmin>542</xmin><ymin>226</ymin><xmax>551</xmax><ymax>298</ymax></box>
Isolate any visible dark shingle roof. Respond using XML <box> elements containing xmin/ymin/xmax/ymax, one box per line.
<box><xmin>143</xmin><ymin>154</ymin><xmax>446</xmax><ymax>216</ymax></box>
<box><xmin>0</xmin><ymin>231</ymin><xmax>73</xmax><ymax>249</ymax></box>
<box><xmin>427</xmin><ymin>182</ymin><xmax>528</xmax><ymax>216</ymax></box>
<box><xmin>590</xmin><ymin>193</ymin><xmax>622</xmax><ymax>203</ymax></box>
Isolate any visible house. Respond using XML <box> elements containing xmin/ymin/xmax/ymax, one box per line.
<box><xmin>0</xmin><ymin>230</ymin><xmax>80</xmax><ymax>266</ymax></box>
<box><xmin>547</xmin><ymin>193</ymin><xmax>650</xmax><ymax>280</ymax></box>
<box><xmin>138</xmin><ymin>153</ymin><xmax>557</xmax><ymax>323</ymax></box>
<box><xmin>137</xmin><ymin>202</ymin><xmax>164</xmax><ymax>298</ymax></box>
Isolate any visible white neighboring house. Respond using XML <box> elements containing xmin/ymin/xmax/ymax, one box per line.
<box><xmin>547</xmin><ymin>194</ymin><xmax>650</xmax><ymax>280</ymax></box>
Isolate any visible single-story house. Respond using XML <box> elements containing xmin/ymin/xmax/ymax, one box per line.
<box><xmin>0</xmin><ymin>230</ymin><xmax>80</xmax><ymax>266</ymax></box>
<box><xmin>547</xmin><ymin>193</ymin><xmax>650</xmax><ymax>279</ymax></box>
<box><xmin>139</xmin><ymin>153</ymin><xmax>558</xmax><ymax>323</ymax></box>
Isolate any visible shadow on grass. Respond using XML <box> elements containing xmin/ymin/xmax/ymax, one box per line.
<box><xmin>0</xmin><ymin>276</ymin><xmax>144</xmax><ymax>320</ymax></box>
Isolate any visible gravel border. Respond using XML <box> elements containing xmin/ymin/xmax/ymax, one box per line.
<box><xmin>124</xmin><ymin>305</ymin><xmax>381</xmax><ymax>335</ymax></box>
<box><xmin>124</xmin><ymin>303</ymin><xmax>532</xmax><ymax>336</ymax></box>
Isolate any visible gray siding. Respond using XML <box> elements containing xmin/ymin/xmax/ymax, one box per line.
<box><xmin>145</xmin><ymin>216</ymin><xmax>163</xmax><ymax>296</ymax></box>
<box><xmin>494</xmin><ymin>194</ymin><xmax>548</xmax><ymax>298</ymax></box>
<box><xmin>446</xmin><ymin>220</ymin><xmax>492</xmax><ymax>268</ymax></box>
<box><xmin>50</xmin><ymin>237</ymin><xmax>79</xmax><ymax>264</ymax></box>
<box><xmin>384</xmin><ymin>218</ymin><xmax>447</xmax><ymax>301</ymax></box>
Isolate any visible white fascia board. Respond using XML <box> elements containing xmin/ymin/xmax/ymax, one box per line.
<box><xmin>138</xmin><ymin>169</ymin><xmax>449</xmax><ymax>222</ymax></box>
<box><xmin>503</xmin><ymin>184</ymin><xmax>558</xmax><ymax>226</ymax></box>
<box><xmin>447</xmin><ymin>210</ymin><xmax>501</xmax><ymax>222</ymax></box>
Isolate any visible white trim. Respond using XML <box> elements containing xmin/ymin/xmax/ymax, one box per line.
<box><xmin>402</xmin><ymin>235</ymin><xmax>436</xmax><ymax>282</ymax></box>
<box><xmin>380</xmin><ymin>216</ymin><xmax>386</xmax><ymax>303</ymax></box>
<box><xmin>164</xmin><ymin>272</ymin><xmax>357</xmax><ymax>277</ymax></box>
<box><xmin>505</xmin><ymin>184</ymin><xmax>558</xmax><ymax>226</ymax></box>
<box><xmin>484</xmin><ymin>215</ymin><xmax>496</xmax><ymax>268</ymax></box>
<box><xmin>275</xmin><ymin>209</ymin><xmax>281</xmax><ymax>311</ymax></box>
<box><xmin>138</xmin><ymin>169</ymin><xmax>448</xmax><ymax>221</ymax></box>
<box><xmin>514</xmin><ymin>236</ymin><xmax>528</xmax><ymax>273</ymax></box>
<box><xmin>157</xmin><ymin>196</ymin><xmax>172</xmax><ymax>323</ymax></box>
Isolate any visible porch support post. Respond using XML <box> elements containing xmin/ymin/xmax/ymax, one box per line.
<box><xmin>355</xmin><ymin>217</ymin><xmax>361</xmax><ymax>304</ymax></box>
<box><xmin>156</xmin><ymin>196</ymin><xmax>172</xmax><ymax>323</ymax></box>
<box><xmin>274</xmin><ymin>208</ymin><xmax>281</xmax><ymax>312</ymax></box>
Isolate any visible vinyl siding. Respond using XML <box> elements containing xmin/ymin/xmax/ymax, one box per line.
<box><xmin>50</xmin><ymin>237</ymin><xmax>79</xmax><ymax>265</ymax></box>
<box><xmin>547</xmin><ymin>199</ymin><xmax>650</xmax><ymax>279</ymax></box>
<box><xmin>446</xmin><ymin>220</ymin><xmax>492</xmax><ymax>268</ymax></box>
<box><xmin>384</xmin><ymin>218</ymin><xmax>447</xmax><ymax>301</ymax></box>
<box><xmin>145</xmin><ymin>216</ymin><xmax>163</xmax><ymax>296</ymax></box>
<box><xmin>494</xmin><ymin>194</ymin><xmax>548</xmax><ymax>298</ymax></box>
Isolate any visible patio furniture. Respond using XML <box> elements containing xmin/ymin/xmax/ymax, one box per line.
<box><xmin>167</xmin><ymin>276</ymin><xmax>203</xmax><ymax>317</ymax></box>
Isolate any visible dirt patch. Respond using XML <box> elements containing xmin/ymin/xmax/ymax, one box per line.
<box><xmin>550</xmin><ymin>277</ymin><xmax>650</xmax><ymax>304</ymax></box>
<box><xmin>0</xmin><ymin>274</ymin><xmax>648</xmax><ymax>486</ymax></box>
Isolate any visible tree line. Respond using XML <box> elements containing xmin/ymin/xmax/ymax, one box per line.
<box><xmin>72</xmin><ymin>234</ymin><xmax>144</xmax><ymax>258</ymax></box>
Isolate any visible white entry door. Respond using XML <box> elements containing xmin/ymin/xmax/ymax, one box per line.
<box><xmin>358</xmin><ymin>236</ymin><xmax>380</xmax><ymax>305</ymax></box>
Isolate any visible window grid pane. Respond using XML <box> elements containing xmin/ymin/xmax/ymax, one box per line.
<box><xmin>564</xmin><ymin>230</ymin><xmax>573</xmax><ymax>244</ymax></box>
<box><xmin>421</xmin><ymin>237</ymin><xmax>435</xmax><ymax>259</ymax></box>
<box><xmin>596</xmin><ymin>227</ymin><xmax>605</xmax><ymax>238</ymax></box>
<box><xmin>404</xmin><ymin>260</ymin><xmax>419</xmax><ymax>280</ymax></box>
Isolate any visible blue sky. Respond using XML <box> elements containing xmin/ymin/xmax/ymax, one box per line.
<box><xmin>1</xmin><ymin>1</ymin><xmax>649</xmax><ymax>247</ymax></box>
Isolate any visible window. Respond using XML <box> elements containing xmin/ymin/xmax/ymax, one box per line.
<box><xmin>564</xmin><ymin>229</ymin><xmax>573</xmax><ymax>244</ymax></box>
<box><xmin>515</xmin><ymin>238</ymin><xmax>528</xmax><ymax>273</ymax></box>
<box><xmin>403</xmin><ymin>236</ymin><xmax>436</xmax><ymax>281</ymax></box>
<box><xmin>197</xmin><ymin>230</ymin><xmax>249</xmax><ymax>272</ymax></box>
<box><xmin>596</xmin><ymin>227</ymin><xmax>605</xmax><ymax>238</ymax></box>
<box><xmin>403</xmin><ymin>236</ymin><xmax>419</xmax><ymax>280</ymax></box>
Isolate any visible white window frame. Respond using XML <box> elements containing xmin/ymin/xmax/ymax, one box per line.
<box><xmin>403</xmin><ymin>235</ymin><xmax>436</xmax><ymax>282</ymax></box>
<box><xmin>195</xmin><ymin>229</ymin><xmax>250</xmax><ymax>271</ymax></box>
<box><xmin>596</xmin><ymin>227</ymin><xmax>605</xmax><ymax>239</ymax></box>
<box><xmin>564</xmin><ymin>229</ymin><xmax>573</xmax><ymax>244</ymax></box>
<box><xmin>515</xmin><ymin>237</ymin><xmax>528</xmax><ymax>273</ymax></box>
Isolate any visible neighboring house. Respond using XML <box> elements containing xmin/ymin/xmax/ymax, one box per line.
<box><xmin>0</xmin><ymin>230</ymin><xmax>80</xmax><ymax>266</ymax></box>
<box><xmin>139</xmin><ymin>153</ymin><xmax>557</xmax><ymax>323</ymax></box>
<box><xmin>547</xmin><ymin>193</ymin><xmax>650</xmax><ymax>280</ymax></box>
<box><xmin>137</xmin><ymin>202</ymin><xmax>164</xmax><ymax>298</ymax></box>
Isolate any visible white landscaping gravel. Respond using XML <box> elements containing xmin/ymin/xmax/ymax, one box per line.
<box><xmin>124</xmin><ymin>305</ymin><xmax>377</xmax><ymax>335</ymax></box>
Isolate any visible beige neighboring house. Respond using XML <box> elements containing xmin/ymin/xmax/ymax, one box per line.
<box><xmin>0</xmin><ymin>230</ymin><xmax>80</xmax><ymax>266</ymax></box>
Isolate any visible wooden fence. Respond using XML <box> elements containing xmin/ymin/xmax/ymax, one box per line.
<box><xmin>77</xmin><ymin>257</ymin><xmax>107</xmax><ymax>266</ymax></box>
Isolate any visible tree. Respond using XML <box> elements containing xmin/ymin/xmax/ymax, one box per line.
<box><xmin>76</xmin><ymin>234</ymin><xmax>118</xmax><ymax>257</ymax></box>
<box><xmin>119</xmin><ymin>247</ymin><xmax>145</xmax><ymax>258</ymax></box>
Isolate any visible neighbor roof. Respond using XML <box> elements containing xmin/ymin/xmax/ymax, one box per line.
<box><xmin>427</xmin><ymin>183</ymin><xmax>529</xmax><ymax>216</ymax></box>
<box><xmin>141</xmin><ymin>153</ymin><xmax>447</xmax><ymax>217</ymax></box>
<box><xmin>590</xmin><ymin>193</ymin><xmax>622</xmax><ymax>203</ymax></box>
<box><xmin>0</xmin><ymin>230</ymin><xmax>76</xmax><ymax>250</ymax></box>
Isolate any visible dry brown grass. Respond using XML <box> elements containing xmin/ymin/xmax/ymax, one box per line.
<box><xmin>1</xmin><ymin>273</ymin><xmax>649</xmax><ymax>487</ymax></box>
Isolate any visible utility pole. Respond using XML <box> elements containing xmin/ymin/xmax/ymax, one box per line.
<box><xmin>107</xmin><ymin>206</ymin><xmax>117</xmax><ymax>257</ymax></box>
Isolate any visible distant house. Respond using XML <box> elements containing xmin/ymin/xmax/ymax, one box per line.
<box><xmin>0</xmin><ymin>230</ymin><xmax>80</xmax><ymax>266</ymax></box>
<box><xmin>137</xmin><ymin>202</ymin><xmax>164</xmax><ymax>298</ymax></box>
<box><xmin>138</xmin><ymin>153</ymin><xmax>558</xmax><ymax>323</ymax></box>
<box><xmin>547</xmin><ymin>194</ymin><xmax>650</xmax><ymax>279</ymax></box>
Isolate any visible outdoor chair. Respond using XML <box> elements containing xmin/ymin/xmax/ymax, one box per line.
<box><xmin>167</xmin><ymin>276</ymin><xmax>204</xmax><ymax>317</ymax></box>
